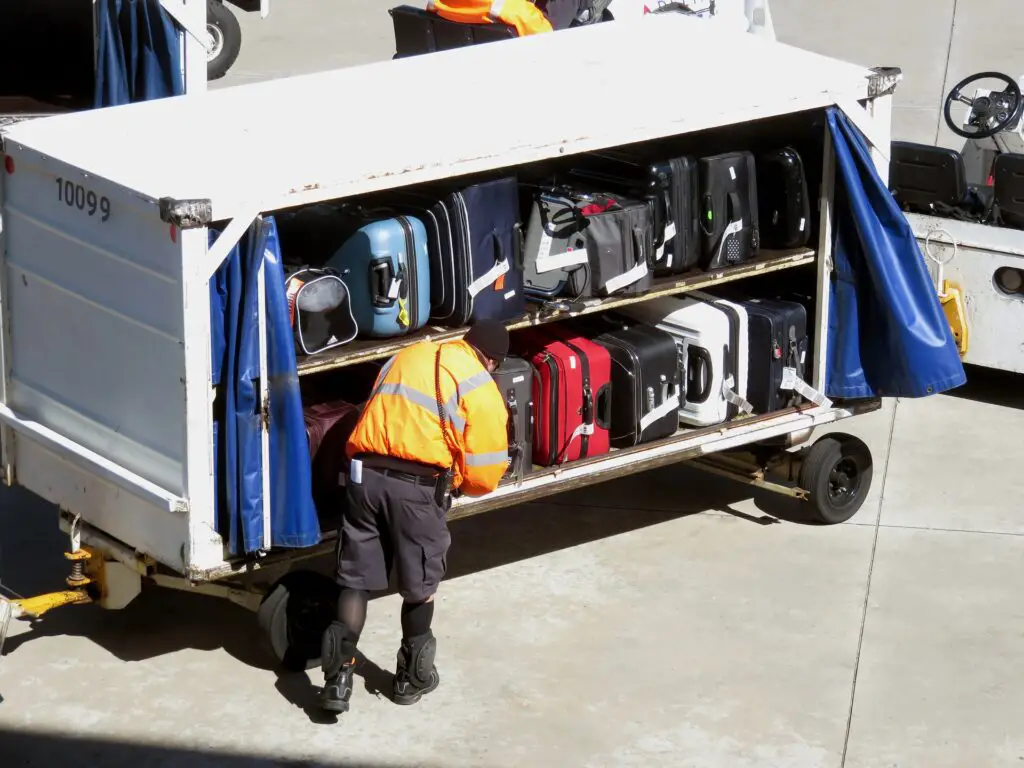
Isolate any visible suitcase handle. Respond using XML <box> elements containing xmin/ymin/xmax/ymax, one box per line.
<box><xmin>686</xmin><ymin>347</ymin><xmax>713</xmax><ymax>404</ymax></box>
<box><xmin>370</xmin><ymin>258</ymin><xmax>396</xmax><ymax>308</ymax></box>
<box><xmin>595</xmin><ymin>383</ymin><xmax>612</xmax><ymax>430</ymax></box>
<box><xmin>513</xmin><ymin>222</ymin><xmax>525</xmax><ymax>270</ymax></box>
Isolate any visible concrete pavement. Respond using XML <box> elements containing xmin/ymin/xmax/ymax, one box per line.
<box><xmin>3</xmin><ymin>3</ymin><xmax>1024</xmax><ymax>766</ymax></box>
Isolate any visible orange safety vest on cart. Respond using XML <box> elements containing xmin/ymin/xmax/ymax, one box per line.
<box><xmin>346</xmin><ymin>339</ymin><xmax>510</xmax><ymax>496</ymax></box>
<box><xmin>427</xmin><ymin>0</ymin><xmax>555</xmax><ymax>36</ymax></box>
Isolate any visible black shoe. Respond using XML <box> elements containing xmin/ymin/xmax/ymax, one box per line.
<box><xmin>320</xmin><ymin>659</ymin><xmax>355</xmax><ymax>713</ymax></box>
<box><xmin>392</xmin><ymin>634</ymin><xmax>440</xmax><ymax>706</ymax></box>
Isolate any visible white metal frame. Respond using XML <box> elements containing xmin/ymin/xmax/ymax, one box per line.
<box><xmin>905</xmin><ymin>212</ymin><xmax>1024</xmax><ymax>374</ymax></box>
<box><xmin>0</xmin><ymin>16</ymin><xmax>896</xmax><ymax>583</ymax></box>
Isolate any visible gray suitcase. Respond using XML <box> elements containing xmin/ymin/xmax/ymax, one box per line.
<box><xmin>491</xmin><ymin>356</ymin><xmax>534</xmax><ymax>481</ymax></box>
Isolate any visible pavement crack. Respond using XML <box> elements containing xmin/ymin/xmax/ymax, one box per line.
<box><xmin>840</xmin><ymin>399</ymin><xmax>900</xmax><ymax>766</ymax></box>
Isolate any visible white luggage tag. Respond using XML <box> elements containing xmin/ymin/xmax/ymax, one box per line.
<box><xmin>655</xmin><ymin>221</ymin><xmax>677</xmax><ymax>267</ymax></box>
<box><xmin>603</xmin><ymin>260</ymin><xmax>649</xmax><ymax>295</ymax></box>
<box><xmin>349</xmin><ymin>458</ymin><xmax>363</xmax><ymax>485</ymax></box>
<box><xmin>721</xmin><ymin>375</ymin><xmax>754</xmax><ymax>415</ymax></box>
<box><xmin>387</xmin><ymin>277</ymin><xmax>402</xmax><ymax>300</ymax></box>
<box><xmin>638</xmin><ymin>392</ymin><xmax>681</xmax><ymax>432</ymax></box>
<box><xmin>536</xmin><ymin>232</ymin><xmax>589</xmax><ymax>273</ymax></box>
<box><xmin>780</xmin><ymin>367</ymin><xmax>832</xmax><ymax>408</ymax></box>
<box><xmin>467</xmin><ymin>258</ymin><xmax>510</xmax><ymax>297</ymax></box>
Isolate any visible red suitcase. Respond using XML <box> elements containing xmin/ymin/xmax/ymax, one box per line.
<box><xmin>513</xmin><ymin>326</ymin><xmax>612</xmax><ymax>467</ymax></box>
<box><xmin>304</xmin><ymin>400</ymin><xmax>363</xmax><ymax>513</ymax></box>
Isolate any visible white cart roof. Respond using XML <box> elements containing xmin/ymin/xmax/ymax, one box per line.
<box><xmin>2</xmin><ymin>14</ymin><xmax>873</xmax><ymax>222</ymax></box>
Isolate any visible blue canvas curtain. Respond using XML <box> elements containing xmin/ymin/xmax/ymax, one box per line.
<box><xmin>94</xmin><ymin>0</ymin><xmax>185</xmax><ymax>107</ymax></box>
<box><xmin>210</xmin><ymin>218</ymin><xmax>321</xmax><ymax>556</ymax></box>
<box><xmin>825</xmin><ymin>107</ymin><xmax>967</xmax><ymax>399</ymax></box>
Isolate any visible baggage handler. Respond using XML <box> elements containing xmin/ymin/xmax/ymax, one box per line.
<box><xmin>426</xmin><ymin>0</ymin><xmax>600</xmax><ymax>35</ymax></box>
<box><xmin>320</xmin><ymin>321</ymin><xmax>511</xmax><ymax>714</ymax></box>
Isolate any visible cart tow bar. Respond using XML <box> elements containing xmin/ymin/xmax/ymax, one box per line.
<box><xmin>0</xmin><ymin>514</ymin><xmax>96</xmax><ymax>661</ymax></box>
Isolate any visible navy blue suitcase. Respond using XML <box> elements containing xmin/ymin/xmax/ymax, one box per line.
<box><xmin>382</xmin><ymin>177</ymin><xmax>525</xmax><ymax>326</ymax></box>
<box><xmin>323</xmin><ymin>214</ymin><xmax>431</xmax><ymax>338</ymax></box>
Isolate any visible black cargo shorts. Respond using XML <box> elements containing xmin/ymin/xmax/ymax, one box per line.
<box><xmin>336</xmin><ymin>465</ymin><xmax>451</xmax><ymax>602</ymax></box>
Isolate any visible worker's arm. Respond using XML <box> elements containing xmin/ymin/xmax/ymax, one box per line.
<box><xmin>457</xmin><ymin>380</ymin><xmax>510</xmax><ymax>497</ymax></box>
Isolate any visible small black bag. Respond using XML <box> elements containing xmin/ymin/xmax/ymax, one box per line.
<box><xmin>284</xmin><ymin>265</ymin><xmax>359</xmax><ymax>356</ymax></box>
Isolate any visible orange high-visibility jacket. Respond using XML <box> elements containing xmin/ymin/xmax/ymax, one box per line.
<box><xmin>427</xmin><ymin>0</ymin><xmax>554</xmax><ymax>36</ymax></box>
<box><xmin>346</xmin><ymin>339</ymin><xmax>510</xmax><ymax>496</ymax></box>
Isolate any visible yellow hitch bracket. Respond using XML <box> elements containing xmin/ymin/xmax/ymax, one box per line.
<box><xmin>13</xmin><ymin>589</ymin><xmax>93</xmax><ymax>619</ymax></box>
<box><xmin>939</xmin><ymin>279</ymin><xmax>969</xmax><ymax>357</ymax></box>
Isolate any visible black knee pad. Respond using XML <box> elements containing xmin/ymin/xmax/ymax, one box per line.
<box><xmin>405</xmin><ymin>631</ymin><xmax>437</xmax><ymax>688</ymax></box>
<box><xmin>322</xmin><ymin>621</ymin><xmax>357</xmax><ymax>678</ymax></box>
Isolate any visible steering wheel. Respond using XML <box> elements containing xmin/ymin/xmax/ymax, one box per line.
<box><xmin>944</xmin><ymin>71</ymin><xmax>1023</xmax><ymax>140</ymax></box>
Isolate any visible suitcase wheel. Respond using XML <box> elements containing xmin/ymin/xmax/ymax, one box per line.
<box><xmin>798</xmin><ymin>433</ymin><xmax>873</xmax><ymax>525</ymax></box>
<box><xmin>257</xmin><ymin>570</ymin><xmax>341</xmax><ymax>671</ymax></box>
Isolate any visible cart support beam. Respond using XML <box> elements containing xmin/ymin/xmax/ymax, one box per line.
<box><xmin>201</xmin><ymin>210</ymin><xmax>263</xmax><ymax>282</ymax></box>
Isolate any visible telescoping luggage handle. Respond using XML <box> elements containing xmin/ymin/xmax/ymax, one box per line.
<box><xmin>503</xmin><ymin>386</ymin><xmax>531</xmax><ymax>481</ymax></box>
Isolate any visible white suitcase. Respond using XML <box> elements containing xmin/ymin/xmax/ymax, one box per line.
<box><xmin>689</xmin><ymin>289</ymin><xmax>754</xmax><ymax>419</ymax></box>
<box><xmin>619</xmin><ymin>294</ymin><xmax>736</xmax><ymax>427</ymax></box>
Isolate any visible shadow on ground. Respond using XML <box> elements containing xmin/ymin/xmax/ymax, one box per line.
<box><xmin>0</xmin><ymin>458</ymin><xmax>816</xmax><ymax>679</ymax></box>
<box><xmin>0</xmin><ymin>725</ymin><xmax>439</xmax><ymax>768</ymax></box>
<box><xmin>946</xmin><ymin>364</ymin><xmax>1024</xmax><ymax>411</ymax></box>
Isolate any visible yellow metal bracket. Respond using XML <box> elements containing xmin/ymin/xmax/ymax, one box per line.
<box><xmin>10</xmin><ymin>545</ymin><xmax>100</xmax><ymax>620</ymax></box>
<box><xmin>924</xmin><ymin>229</ymin><xmax>970</xmax><ymax>359</ymax></box>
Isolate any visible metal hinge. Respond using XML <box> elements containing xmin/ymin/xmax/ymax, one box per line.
<box><xmin>867</xmin><ymin>67</ymin><xmax>904</xmax><ymax>99</ymax></box>
<box><xmin>159</xmin><ymin>197</ymin><xmax>213</xmax><ymax>229</ymax></box>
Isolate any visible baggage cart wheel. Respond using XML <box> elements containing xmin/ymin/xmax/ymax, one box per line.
<box><xmin>799</xmin><ymin>434</ymin><xmax>873</xmax><ymax>525</ymax></box>
<box><xmin>257</xmin><ymin>570</ymin><xmax>340</xmax><ymax>671</ymax></box>
<box><xmin>207</xmin><ymin>0</ymin><xmax>242</xmax><ymax>81</ymax></box>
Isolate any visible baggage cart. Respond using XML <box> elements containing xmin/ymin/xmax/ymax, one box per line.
<box><xmin>0</xmin><ymin>17</ymin><xmax>959</xmax><ymax>671</ymax></box>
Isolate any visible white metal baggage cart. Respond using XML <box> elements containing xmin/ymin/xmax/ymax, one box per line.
<box><xmin>0</xmin><ymin>16</ymin><xmax>959</xmax><ymax>669</ymax></box>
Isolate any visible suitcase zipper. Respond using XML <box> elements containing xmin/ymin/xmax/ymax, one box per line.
<box><xmin>397</xmin><ymin>215</ymin><xmax>418</xmax><ymax>332</ymax></box>
<box><xmin>454</xmin><ymin>192</ymin><xmax>474</xmax><ymax>322</ymax></box>
<box><xmin>541</xmin><ymin>352</ymin><xmax>560</xmax><ymax>465</ymax></box>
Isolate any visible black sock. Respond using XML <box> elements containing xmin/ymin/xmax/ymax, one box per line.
<box><xmin>337</xmin><ymin>589</ymin><xmax>369</xmax><ymax>653</ymax></box>
<box><xmin>401</xmin><ymin>600</ymin><xmax>434</xmax><ymax>639</ymax></box>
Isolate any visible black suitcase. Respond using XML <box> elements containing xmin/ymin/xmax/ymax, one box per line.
<box><xmin>567</xmin><ymin>152</ymin><xmax>700</xmax><ymax>276</ymax></box>
<box><xmin>698</xmin><ymin>151</ymin><xmax>759</xmax><ymax>270</ymax></box>
<box><xmin>377</xmin><ymin>177</ymin><xmax>526</xmax><ymax>327</ymax></box>
<box><xmin>491</xmin><ymin>355</ymin><xmax>534</xmax><ymax>481</ymax></box>
<box><xmin>756</xmin><ymin>147</ymin><xmax>811</xmax><ymax>249</ymax></box>
<box><xmin>731</xmin><ymin>296</ymin><xmax>809</xmax><ymax>414</ymax></box>
<box><xmin>591</xmin><ymin>324</ymin><xmax>682</xmax><ymax>448</ymax></box>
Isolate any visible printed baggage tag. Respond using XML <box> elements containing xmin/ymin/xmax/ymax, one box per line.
<box><xmin>387</xmin><ymin>278</ymin><xmax>402</xmax><ymax>300</ymax></box>
<box><xmin>467</xmin><ymin>258</ymin><xmax>511</xmax><ymax>297</ymax></box>
<box><xmin>655</xmin><ymin>222</ymin><xmax>677</xmax><ymax>267</ymax></box>
<box><xmin>780</xmin><ymin>367</ymin><xmax>832</xmax><ymax>408</ymax></box>
<box><xmin>721</xmin><ymin>375</ymin><xmax>754</xmax><ymax>415</ymax></box>
<box><xmin>603</xmin><ymin>261</ymin><xmax>649</xmax><ymax>295</ymax></box>
<box><xmin>536</xmin><ymin>242</ymin><xmax>589</xmax><ymax>273</ymax></box>
<box><xmin>639</xmin><ymin>393</ymin><xmax>681</xmax><ymax>432</ymax></box>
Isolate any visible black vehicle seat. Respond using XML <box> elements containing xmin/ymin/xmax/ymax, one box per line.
<box><xmin>992</xmin><ymin>153</ymin><xmax>1024</xmax><ymax>229</ymax></box>
<box><xmin>890</xmin><ymin>141</ymin><xmax>969</xmax><ymax>211</ymax></box>
<box><xmin>389</xmin><ymin>5</ymin><xmax>517</xmax><ymax>60</ymax></box>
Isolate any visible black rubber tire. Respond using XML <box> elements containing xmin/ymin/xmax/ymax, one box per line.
<box><xmin>256</xmin><ymin>570</ymin><xmax>340</xmax><ymax>671</ymax></box>
<box><xmin>207</xmin><ymin>0</ymin><xmax>242</xmax><ymax>81</ymax></box>
<box><xmin>799</xmin><ymin>434</ymin><xmax>873</xmax><ymax>525</ymax></box>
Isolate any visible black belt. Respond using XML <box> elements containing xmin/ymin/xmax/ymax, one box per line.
<box><xmin>356</xmin><ymin>454</ymin><xmax>443</xmax><ymax>487</ymax></box>
<box><xmin>366</xmin><ymin>466</ymin><xmax>439</xmax><ymax>487</ymax></box>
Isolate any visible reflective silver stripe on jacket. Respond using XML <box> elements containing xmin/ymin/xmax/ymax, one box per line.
<box><xmin>488</xmin><ymin>0</ymin><xmax>505</xmax><ymax>20</ymax></box>
<box><xmin>465</xmin><ymin>450</ymin><xmax>508</xmax><ymax>467</ymax></box>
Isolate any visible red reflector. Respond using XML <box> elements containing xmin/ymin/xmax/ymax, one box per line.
<box><xmin>169</xmin><ymin>224</ymin><xmax>177</xmax><ymax>243</ymax></box>
<box><xmin>643</xmin><ymin>4</ymin><xmax>651</xmax><ymax>12</ymax></box>
<box><xmin>987</xmin><ymin>175</ymin><xmax>995</xmax><ymax>186</ymax></box>
<box><xmin>3</xmin><ymin>155</ymin><xmax>13</xmax><ymax>175</ymax></box>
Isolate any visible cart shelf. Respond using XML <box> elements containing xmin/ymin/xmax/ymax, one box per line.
<box><xmin>296</xmin><ymin>247</ymin><xmax>815</xmax><ymax>375</ymax></box>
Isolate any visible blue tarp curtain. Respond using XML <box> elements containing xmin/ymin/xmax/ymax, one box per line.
<box><xmin>210</xmin><ymin>218</ymin><xmax>322</xmax><ymax>557</ymax></box>
<box><xmin>825</xmin><ymin>107</ymin><xmax>967</xmax><ymax>399</ymax></box>
<box><xmin>94</xmin><ymin>0</ymin><xmax>185</xmax><ymax>108</ymax></box>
